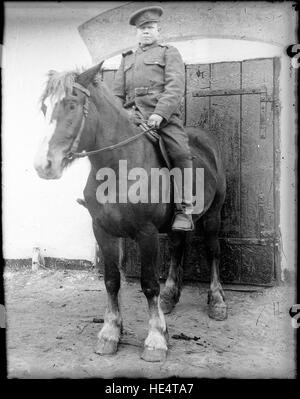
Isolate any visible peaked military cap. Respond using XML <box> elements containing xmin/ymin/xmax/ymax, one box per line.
<box><xmin>129</xmin><ymin>6</ymin><xmax>163</xmax><ymax>27</ymax></box>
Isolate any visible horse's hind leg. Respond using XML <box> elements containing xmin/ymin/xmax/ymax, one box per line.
<box><xmin>160</xmin><ymin>231</ymin><xmax>186</xmax><ymax>314</ymax></box>
<box><xmin>136</xmin><ymin>223</ymin><xmax>168</xmax><ymax>362</ymax></box>
<box><xmin>93</xmin><ymin>222</ymin><xmax>123</xmax><ymax>355</ymax></box>
<box><xmin>203</xmin><ymin>209</ymin><xmax>228</xmax><ymax>321</ymax></box>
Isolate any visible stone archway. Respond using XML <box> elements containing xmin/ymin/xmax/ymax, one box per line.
<box><xmin>78</xmin><ymin>1</ymin><xmax>295</xmax><ymax>63</ymax></box>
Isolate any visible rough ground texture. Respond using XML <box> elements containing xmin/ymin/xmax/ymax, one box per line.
<box><xmin>4</xmin><ymin>267</ymin><xmax>296</xmax><ymax>379</ymax></box>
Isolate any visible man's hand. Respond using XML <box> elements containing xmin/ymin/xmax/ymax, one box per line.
<box><xmin>147</xmin><ymin>114</ymin><xmax>163</xmax><ymax>128</ymax></box>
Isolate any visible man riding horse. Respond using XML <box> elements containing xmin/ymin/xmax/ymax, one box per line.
<box><xmin>35</xmin><ymin>5</ymin><xmax>227</xmax><ymax>362</ymax></box>
<box><xmin>113</xmin><ymin>6</ymin><xmax>194</xmax><ymax>231</ymax></box>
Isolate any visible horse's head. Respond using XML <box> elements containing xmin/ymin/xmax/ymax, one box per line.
<box><xmin>34</xmin><ymin>62</ymin><xmax>103</xmax><ymax>179</ymax></box>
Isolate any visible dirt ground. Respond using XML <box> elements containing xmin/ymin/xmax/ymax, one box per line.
<box><xmin>4</xmin><ymin>266</ymin><xmax>296</xmax><ymax>379</ymax></box>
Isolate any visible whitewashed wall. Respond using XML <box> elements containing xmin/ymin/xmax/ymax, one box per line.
<box><xmin>2</xmin><ymin>2</ymin><xmax>124</xmax><ymax>260</ymax></box>
<box><xmin>3</xmin><ymin>2</ymin><xmax>296</xmax><ymax>277</ymax></box>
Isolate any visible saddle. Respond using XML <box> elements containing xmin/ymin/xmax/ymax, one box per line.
<box><xmin>131</xmin><ymin>109</ymin><xmax>172</xmax><ymax>169</ymax></box>
<box><xmin>140</xmin><ymin>122</ymin><xmax>172</xmax><ymax>169</ymax></box>
<box><xmin>134</xmin><ymin>113</ymin><xmax>182</xmax><ymax>213</ymax></box>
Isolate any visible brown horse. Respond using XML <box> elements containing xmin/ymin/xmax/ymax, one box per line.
<box><xmin>34</xmin><ymin>63</ymin><xmax>227</xmax><ymax>362</ymax></box>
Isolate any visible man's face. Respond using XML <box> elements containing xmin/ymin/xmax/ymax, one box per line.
<box><xmin>136</xmin><ymin>22</ymin><xmax>160</xmax><ymax>46</ymax></box>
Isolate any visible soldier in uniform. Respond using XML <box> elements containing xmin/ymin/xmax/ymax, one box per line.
<box><xmin>113</xmin><ymin>6</ymin><xmax>194</xmax><ymax>231</ymax></box>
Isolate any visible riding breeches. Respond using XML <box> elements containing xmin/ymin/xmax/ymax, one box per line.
<box><xmin>158</xmin><ymin>117</ymin><xmax>192</xmax><ymax>167</ymax></box>
<box><xmin>158</xmin><ymin>117</ymin><xmax>194</xmax><ymax>213</ymax></box>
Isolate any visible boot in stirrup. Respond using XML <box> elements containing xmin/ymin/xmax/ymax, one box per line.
<box><xmin>172</xmin><ymin>204</ymin><xmax>194</xmax><ymax>232</ymax></box>
<box><xmin>172</xmin><ymin>212</ymin><xmax>194</xmax><ymax>231</ymax></box>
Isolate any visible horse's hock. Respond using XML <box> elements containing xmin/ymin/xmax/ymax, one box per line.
<box><xmin>79</xmin><ymin>4</ymin><xmax>282</xmax><ymax>287</ymax></box>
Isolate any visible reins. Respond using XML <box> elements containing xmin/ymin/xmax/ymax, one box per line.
<box><xmin>67</xmin><ymin>82</ymin><xmax>156</xmax><ymax>161</ymax></box>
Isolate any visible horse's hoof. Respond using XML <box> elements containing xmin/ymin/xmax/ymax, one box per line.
<box><xmin>208</xmin><ymin>303</ymin><xmax>228</xmax><ymax>321</ymax></box>
<box><xmin>141</xmin><ymin>347</ymin><xmax>167</xmax><ymax>362</ymax></box>
<box><xmin>95</xmin><ymin>339</ymin><xmax>118</xmax><ymax>355</ymax></box>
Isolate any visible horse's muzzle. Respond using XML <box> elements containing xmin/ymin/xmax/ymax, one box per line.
<box><xmin>34</xmin><ymin>157</ymin><xmax>63</xmax><ymax>180</ymax></box>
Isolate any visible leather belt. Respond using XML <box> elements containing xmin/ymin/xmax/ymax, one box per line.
<box><xmin>134</xmin><ymin>86</ymin><xmax>164</xmax><ymax>96</ymax></box>
<box><xmin>124</xmin><ymin>87</ymin><xmax>164</xmax><ymax>108</ymax></box>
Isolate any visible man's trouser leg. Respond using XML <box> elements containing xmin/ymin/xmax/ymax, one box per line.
<box><xmin>159</xmin><ymin>118</ymin><xmax>194</xmax><ymax>231</ymax></box>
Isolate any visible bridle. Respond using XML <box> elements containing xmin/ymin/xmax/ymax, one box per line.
<box><xmin>67</xmin><ymin>82</ymin><xmax>91</xmax><ymax>159</ymax></box>
<box><xmin>66</xmin><ymin>82</ymin><xmax>155</xmax><ymax>161</ymax></box>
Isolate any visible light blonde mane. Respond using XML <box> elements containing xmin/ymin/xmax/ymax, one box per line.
<box><xmin>39</xmin><ymin>68</ymin><xmax>84</xmax><ymax>108</ymax></box>
<box><xmin>39</xmin><ymin>66</ymin><xmax>125</xmax><ymax>117</ymax></box>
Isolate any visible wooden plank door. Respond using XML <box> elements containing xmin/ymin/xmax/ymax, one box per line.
<box><xmin>184</xmin><ymin>58</ymin><xmax>279</xmax><ymax>285</ymax></box>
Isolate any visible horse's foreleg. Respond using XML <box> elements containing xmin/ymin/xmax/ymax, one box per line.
<box><xmin>93</xmin><ymin>223</ymin><xmax>122</xmax><ymax>355</ymax></box>
<box><xmin>137</xmin><ymin>224</ymin><xmax>168</xmax><ymax>362</ymax></box>
<box><xmin>203</xmin><ymin>211</ymin><xmax>228</xmax><ymax>321</ymax></box>
<box><xmin>160</xmin><ymin>231</ymin><xmax>186</xmax><ymax>314</ymax></box>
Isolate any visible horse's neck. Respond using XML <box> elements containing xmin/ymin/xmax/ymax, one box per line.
<box><xmin>93</xmin><ymin>84</ymin><xmax>135</xmax><ymax>141</ymax></box>
<box><xmin>88</xmin><ymin>84</ymin><xmax>148</xmax><ymax>171</ymax></box>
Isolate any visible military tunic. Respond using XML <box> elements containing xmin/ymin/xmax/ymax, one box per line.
<box><xmin>113</xmin><ymin>42</ymin><xmax>192</xmax><ymax>165</ymax></box>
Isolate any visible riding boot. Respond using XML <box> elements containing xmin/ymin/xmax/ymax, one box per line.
<box><xmin>171</xmin><ymin>158</ymin><xmax>194</xmax><ymax>232</ymax></box>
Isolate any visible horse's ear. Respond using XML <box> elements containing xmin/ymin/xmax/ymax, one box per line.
<box><xmin>76</xmin><ymin>61</ymin><xmax>105</xmax><ymax>88</ymax></box>
<box><xmin>48</xmin><ymin>69</ymin><xmax>58</xmax><ymax>77</ymax></box>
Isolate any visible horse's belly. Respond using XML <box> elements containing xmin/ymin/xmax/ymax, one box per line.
<box><xmin>93</xmin><ymin>202</ymin><xmax>171</xmax><ymax>238</ymax></box>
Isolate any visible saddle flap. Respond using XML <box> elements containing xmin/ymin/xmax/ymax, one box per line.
<box><xmin>139</xmin><ymin>122</ymin><xmax>172</xmax><ymax>169</ymax></box>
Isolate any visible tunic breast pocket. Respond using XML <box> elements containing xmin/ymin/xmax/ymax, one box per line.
<box><xmin>143</xmin><ymin>59</ymin><xmax>165</xmax><ymax>85</ymax></box>
<box><xmin>144</xmin><ymin>59</ymin><xmax>166</xmax><ymax>68</ymax></box>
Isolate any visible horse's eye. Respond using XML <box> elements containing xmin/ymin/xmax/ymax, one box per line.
<box><xmin>69</xmin><ymin>103</ymin><xmax>76</xmax><ymax>111</ymax></box>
